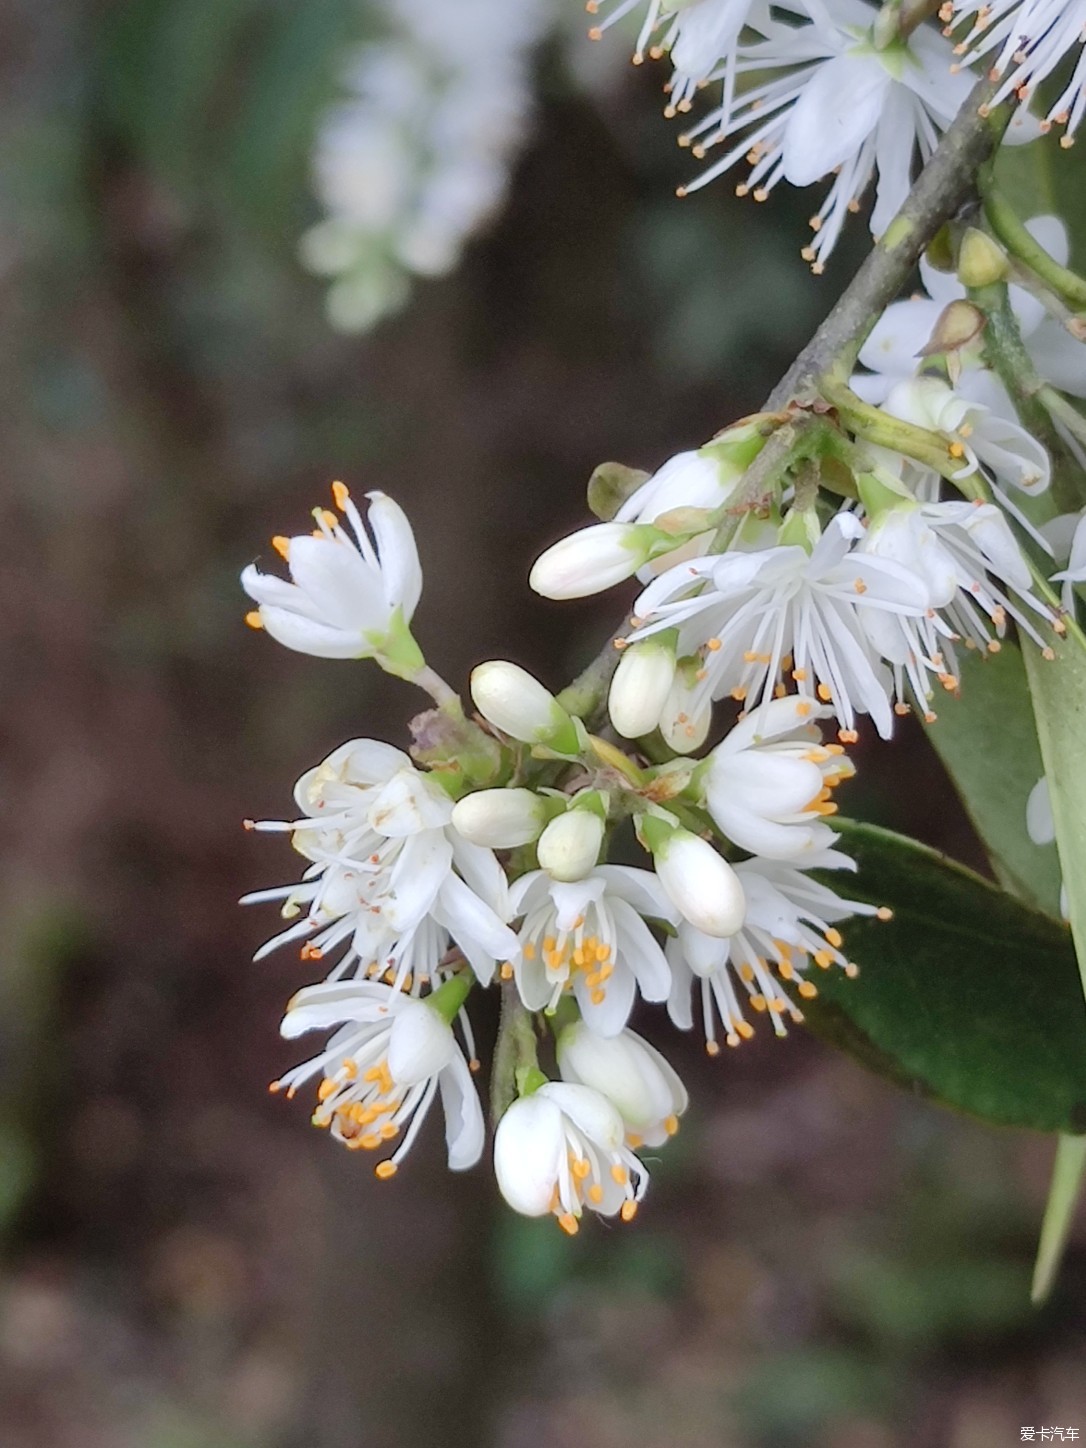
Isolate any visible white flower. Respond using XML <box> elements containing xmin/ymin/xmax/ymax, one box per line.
<box><xmin>470</xmin><ymin>661</ymin><xmax>579</xmax><ymax>752</ymax></box>
<box><xmin>946</xmin><ymin>0</ymin><xmax>1086</xmax><ymax>142</ymax></box>
<box><xmin>556</xmin><ymin>1020</ymin><xmax>688</xmax><ymax>1148</ymax></box>
<box><xmin>858</xmin><ymin>493</ymin><xmax>1054</xmax><ymax>706</ymax></box>
<box><xmin>608</xmin><ymin>633</ymin><xmax>679</xmax><ymax>739</ymax></box>
<box><xmin>883</xmin><ymin>375</ymin><xmax>1052</xmax><ymax>499</ymax></box>
<box><xmin>667</xmin><ymin>851</ymin><xmax>886</xmax><ymax>1050</ymax></box>
<box><xmin>450</xmin><ymin>788</ymin><xmax>551</xmax><ymax>848</ymax></box>
<box><xmin>507</xmin><ymin>864</ymin><xmax>676</xmax><ymax>1034</ymax></box>
<box><xmin>272</xmin><ymin>978</ymin><xmax>484</xmax><ymax>1174</ymax></box>
<box><xmin>628</xmin><ymin>512</ymin><xmax>930</xmax><ymax>741</ymax></box>
<box><xmin>677</xmin><ymin>0</ymin><xmax>974</xmax><ymax>269</ymax></box>
<box><xmin>242</xmin><ymin>483</ymin><xmax>423</xmax><ymax>665</ymax></box>
<box><xmin>1051</xmin><ymin>509</ymin><xmax>1086</xmax><ymax>614</ymax></box>
<box><xmin>302</xmin><ymin>0</ymin><xmax>551</xmax><ymax>330</ymax></box>
<box><xmin>700</xmin><ymin>696</ymin><xmax>854</xmax><ymax>858</ymax></box>
<box><xmin>494</xmin><ymin>1081</ymin><xmax>648</xmax><ymax>1230</ymax></box>
<box><xmin>647</xmin><ymin>823</ymin><xmax>747</xmax><ymax>937</ymax></box>
<box><xmin>853</xmin><ymin>217</ymin><xmax>1086</xmax><ymax>406</ymax></box>
<box><xmin>242</xmin><ymin>739</ymin><xmax>520</xmax><ymax>987</ymax></box>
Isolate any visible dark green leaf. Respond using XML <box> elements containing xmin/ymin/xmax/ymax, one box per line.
<box><xmin>802</xmin><ymin>821</ymin><xmax>1086</xmax><ymax>1133</ymax></box>
<box><xmin>927</xmin><ymin>642</ymin><xmax>1059</xmax><ymax>916</ymax></box>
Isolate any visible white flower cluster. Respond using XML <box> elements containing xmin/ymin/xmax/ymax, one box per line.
<box><xmin>588</xmin><ymin>0</ymin><xmax>1045</xmax><ymax>267</ymax></box>
<box><xmin>532</xmin><ymin>389</ymin><xmax>1063</xmax><ymax>741</ymax></box>
<box><xmin>301</xmin><ymin>0</ymin><xmax>552</xmax><ymax>331</ymax></box>
<box><xmin>241</xmin><ymin>485</ymin><xmax>885</xmax><ymax>1232</ymax></box>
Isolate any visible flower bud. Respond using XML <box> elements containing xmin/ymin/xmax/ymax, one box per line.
<box><xmin>386</xmin><ymin>998</ymin><xmax>457</xmax><ymax>1085</ymax></box>
<box><xmin>537</xmin><ymin>809</ymin><xmax>605</xmax><ymax>882</ymax></box>
<box><xmin>470</xmin><ymin>661</ymin><xmax>579</xmax><ymax>753</ymax></box>
<box><xmin>529</xmin><ymin>522</ymin><xmax>661</xmax><ymax>600</ymax></box>
<box><xmin>649</xmin><ymin>824</ymin><xmax>746</xmax><ymax>938</ymax></box>
<box><xmin>451</xmin><ymin>788</ymin><xmax>551</xmax><ymax>848</ymax></box>
<box><xmin>608</xmin><ymin>634</ymin><xmax>678</xmax><ymax>739</ymax></box>
<box><xmin>557</xmin><ymin>1020</ymin><xmax>688</xmax><ymax>1147</ymax></box>
<box><xmin>956</xmin><ymin>227</ymin><xmax>1010</xmax><ymax>289</ymax></box>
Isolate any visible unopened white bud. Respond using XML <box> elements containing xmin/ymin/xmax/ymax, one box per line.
<box><xmin>557</xmin><ymin>1021</ymin><xmax>687</xmax><ymax>1147</ymax></box>
<box><xmin>470</xmin><ymin>661</ymin><xmax>578</xmax><ymax>753</ymax></box>
<box><xmin>529</xmin><ymin>523</ymin><xmax>659</xmax><ymax>600</ymax></box>
<box><xmin>608</xmin><ymin>635</ymin><xmax>678</xmax><ymax>739</ymax></box>
<box><xmin>652</xmin><ymin>826</ymin><xmax>746</xmax><ymax>938</ymax></box>
<box><xmin>537</xmin><ymin>809</ymin><xmax>604</xmax><ymax>882</ymax></box>
<box><xmin>451</xmin><ymin>788</ymin><xmax>550</xmax><ymax>848</ymax></box>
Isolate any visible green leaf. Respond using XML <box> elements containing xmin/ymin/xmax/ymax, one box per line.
<box><xmin>926</xmin><ymin>642</ymin><xmax>1060</xmax><ymax>916</ymax></box>
<box><xmin>801</xmin><ymin>821</ymin><xmax>1086</xmax><ymax>1133</ymax></box>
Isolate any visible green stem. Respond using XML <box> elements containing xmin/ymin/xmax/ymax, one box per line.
<box><xmin>820</xmin><ymin>377</ymin><xmax>964</xmax><ymax>480</ymax></box>
<box><xmin>769</xmin><ymin>77</ymin><xmax>1006</xmax><ymax>407</ymax></box>
<box><xmin>981</xmin><ymin>177</ymin><xmax>1086</xmax><ymax>311</ymax></box>
<box><xmin>489</xmin><ymin>980</ymin><xmax>540</xmax><ymax>1124</ymax></box>
<box><xmin>968</xmin><ymin>282</ymin><xmax>1086</xmax><ymax>514</ymax></box>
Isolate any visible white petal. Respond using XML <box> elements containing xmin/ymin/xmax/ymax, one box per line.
<box><xmin>782</xmin><ymin>55</ymin><xmax>888</xmax><ymax>188</ymax></box>
<box><xmin>438</xmin><ymin>1053</ymin><xmax>485</xmax><ymax>1171</ymax></box>
<box><xmin>494</xmin><ymin>1095</ymin><xmax>564</xmax><ymax>1216</ymax></box>
<box><xmin>387</xmin><ymin>998</ymin><xmax>456</xmax><ymax>1085</ymax></box>
<box><xmin>366</xmin><ymin>491</ymin><xmax>422</xmax><ymax>620</ymax></box>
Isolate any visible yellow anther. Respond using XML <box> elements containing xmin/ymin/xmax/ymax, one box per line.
<box><xmin>948</xmin><ymin>441</ymin><xmax>966</xmax><ymax>458</ymax></box>
<box><xmin>572</xmin><ymin>1157</ymin><xmax>591</xmax><ymax>1180</ymax></box>
<box><xmin>664</xmin><ymin>1114</ymin><xmax>680</xmax><ymax>1136</ymax></box>
<box><xmin>611</xmin><ymin>1164</ymin><xmax>628</xmax><ymax>1185</ymax></box>
<box><xmin>588</xmin><ymin>1184</ymin><xmax>604</xmax><ymax>1204</ymax></box>
<box><xmin>706</xmin><ymin>1040</ymin><xmax>721</xmax><ymax>1056</ymax></box>
<box><xmin>245</xmin><ymin>609</ymin><xmax>264</xmax><ymax>630</ymax></box>
<box><xmin>558</xmin><ymin>1212</ymin><xmax>579</xmax><ymax>1235</ymax></box>
<box><xmin>876</xmin><ymin>906</ymin><xmax>893</xmax><ymax>921</ymax></box>
<box><xmin>331</xmin><ymin>480</ymin><xmax>350</xmax><ymax>510</ymax></box>
<box><xmin>620</xmin><ymin>1201</ymin><xmax>638</xmax><ymax>1222</ymax></box>
<box><xmin>825</xmin><ymin>928</ymin><xmax>843</xmax><ymax>948</ymax></box>
<box><xmin>375</xmin><ymin>1160</ymin><xmax>398</xmax><ymax>1179</ymax></box>
<box><xmin>737</xmin><ymin>1022</ymin><xmax>754</xmax><ymax>1040</ymax></box>
<box><xmin>591</xmin><ymin>988</ymin><xmax>606</xmax><ymax>1005</ymax></box>
<box><xmin>500</xmin><ymin>962</ymin><xmax>514</xmax><ymax>980</ymax></box>
<box><xmin>817</xmin><ymin>683</ymin><xmax>833</xmax><ymax>702</ymax></box>
<box><xmin>523</xmin><ymin>943</ymin><xmax>536</xmax><ymax>960</ymax></box>
<box><xmin>317</xmin><ymin>1079</ymin><xmax>337</xmax><ymax>1102</ymax></box>
<box><xmin>751</xmin><ymin>994</ymin><xmax>767</xmax><ymax>1012</ymax></box>
<box><xmin>798</xmin><ymin>980</ymin><xmax>818</xmax><ymax>999</ymax></box>
<box><xmin>814</xmin><ymin>950</ymin><xmax>833</xmax><ymax>968</ymax></box>
<box><xmin>272</xmin><ymin>535</ymin><xmax>291</xmax><ymax>560</ymax></box>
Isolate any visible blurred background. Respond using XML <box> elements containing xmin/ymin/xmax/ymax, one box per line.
<box><xmin>2</xmin><ymin>1</ymin><xmax>1084</xmax><ymax>1444</ymax></box>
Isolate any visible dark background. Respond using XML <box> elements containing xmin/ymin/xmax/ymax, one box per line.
<box><xmin>1</xmin><ymin>3</ymin><xmax>1083</xmax><ymax>1445</ymax></box>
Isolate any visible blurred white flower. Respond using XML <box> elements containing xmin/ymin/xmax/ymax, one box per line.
<box><xmin>302</xmin><ymin>0</ymin><xmax>552</xmax><ymax>330</ymax></box>
<box><xmin>946</xmin><ymin>0</ymin><xmax>1086</xmax><ymax>143</ymax></box>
